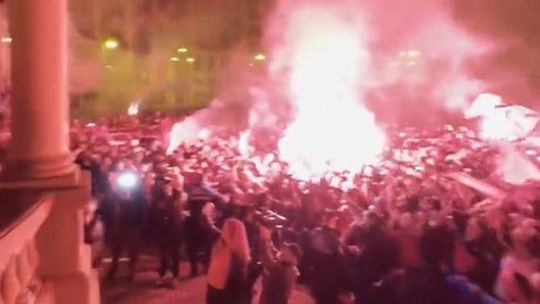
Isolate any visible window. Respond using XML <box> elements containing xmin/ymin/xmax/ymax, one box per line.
<box><xmin>194</xmin><ymin>57</ymin><xmax>203</xmax><ymax>71</ymax></box>
<box><xmin>207</xmin><ymin>56</ymin><xmax>215</xmax><ymax>71</ymax></box>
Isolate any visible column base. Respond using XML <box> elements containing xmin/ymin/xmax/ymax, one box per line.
<box><xmin>0</xmin><ymin>154</ymin><xmax>79</xmax><ymax>189</ymax></box>
<box><xmin>47</xmin><ymin>271</ymin><xmax>100</xmax><ymax>304</ymax></box>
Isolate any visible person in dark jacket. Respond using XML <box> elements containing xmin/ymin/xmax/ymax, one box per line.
<box><xmin>378</xmin><ymin>223</ymin><xmax>501</xmax><ymax>304</ymax></box>
<box><xmin>151</xmin><ymin>181</ymin><xmax>183</xmax><ymax>285</ymax></box>
<box><xmin>462</xmin><ymin>217</ymin><xmax>504</xmax><ymax>293</ymax></box>
<box><xmin>96</xmin><ymin>183</ymin><xmax>146</xmax><ymax>281</ymax></box>
<box><xmin>258</xmin><ymin>226</ymin><xmax>302</xmax><ymax>304</ymax></box>
<box><xmin>309</xmin><ymin>227</ymin><xmax>352</xmax><ymax>304</ymax></box>
<box><xmin>75</xmin><ymin>151</ymin><xmax>109</xmax><ymax>197</ymax></box>
<box><xmin>354</xmin><ymin>217</ymin><xmax>401</xmax><ymax>304</ymax></box>
<box><xmin>184</xmin><ymin>197</ymin><xmax>218</xmax><ymax>277</ymax></box>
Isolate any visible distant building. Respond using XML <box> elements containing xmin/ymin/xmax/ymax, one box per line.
<box><xmin>69</xmin><ymin>0</ymin><xmax>275</xmax><ymax>114</ymax></box>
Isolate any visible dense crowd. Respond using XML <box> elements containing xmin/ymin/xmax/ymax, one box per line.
<box><xmin>76</xmin><ymin>115</ymin><xmax>540</xmax><ymax>304</ymax></box>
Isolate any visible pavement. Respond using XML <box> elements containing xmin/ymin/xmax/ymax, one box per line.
<box><xmin>101</xmin><ymin>257</ymin><xmax>314</xmax><ymax>304</ymax></box>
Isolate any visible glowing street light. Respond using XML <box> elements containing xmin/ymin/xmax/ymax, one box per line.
<box><xmin>102</xmin><ymin>37</ymin><xmax>119</xmax><ymax>50</ymax></box>
<box><xmin>1</xmin><ymin>37</ymin><xmax>12</xmax><ymax>44</ymax></box>
<box><xmin>185</xmin><ymin>57</ymin><xmax>195</xmax><ymax>63</ymax></box>
<box><xmin>170</xmin><ymin>57</ymin><xmax>180</xmax><ymax>62</ymax></box>
<box><xmin>177</xmin><ymin>47</ymin><xmax>188</xmax><ymax>53</ymax></box>
<box><xmin>254</xmin><ymin>53</ymin><xmax>266</xmax><ymax>61</ymax></box>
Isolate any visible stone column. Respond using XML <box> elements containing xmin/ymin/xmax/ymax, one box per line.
<box><xmin>36</xmin><ymin>171</ymin><xmax>100</xmax><ymax>304</ymax></box>
<box><xmin>3</xmin><ymin>0</ymin><xmax>76</xmax><ymax>184</ymax></box>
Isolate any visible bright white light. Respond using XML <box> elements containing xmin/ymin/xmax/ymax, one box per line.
<box><xmin>198</xmin><ymin>128</ymin><xmax>210</xmax><ymax>139</ymax></box>
<box><xmin>1</xmin><ymin>37</ymin><xmax>12</xmax><ymax>44</ymax></box>
<box><xmin>465</xmin><ymin>93</ymin><xmax>503</xmax><ymax>119</ymax></box>
<box><xmin>170</xmin><ymin>57</ymin><xmax>180</xmax><ymax>62</ymax></box>
<box><xmin>254</xmin><ymin>53</ymin><xmax>266</xmax><ymax>61</ymax></box>
<box><xmin>167</xmin><ymin>118</ymin><xmax>202</xmax><ymax>154</ymax></box>
<box><xmin>186</xmin><ymin>57</ymin><xmax>195</xmax><ymax>63</ymax></box>
<box><xmin>407</xmin><ymin>50</ymin><xmax>421</xmax><ymax>57</ymax></box>
<box><xmin>497</xmin><ymin>144</ymin><xmax>540</xmax><ymax>185</ymax></box>
<box><xmin>276</xmin><ymin>5</ymin><xmax>385</xmax><ymax>180</ymax></box>
<box><xmin>117</xmin><ymin>172</ymin><xmax>138</xmax><ymax>188</ymax></box>
<box><xmin>467</xmin><ymin>93</ymin><xmax>539</xmax><ymax>140</ymax></box>
<box><xmin>177</xmin><ymin>47</ymin><xmax>188</xmax><ymax>53</ymax></box>
<box><xmin>127</xmin><ymin>100</ymin><xmax>141</xmax><ymax>116</ymax></box>
<box><xmin>103</xmin><ymin>38</ymin><xmax>119</xmax><ymax>50</ymax></box>
<box><xmin>238</xmin><ymin>130</ymin><xmax>252</xmax><ymax>158</ymax></box>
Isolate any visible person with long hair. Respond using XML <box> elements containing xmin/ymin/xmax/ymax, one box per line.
<box><xmin>207</xmin><ymin>218</ymin><xmax>252</xmax><ymax>304</ymax></box>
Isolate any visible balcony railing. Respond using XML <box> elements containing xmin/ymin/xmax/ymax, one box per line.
<box><xmin>0</xmin><ymin>192</ymin><xmax>55</xmax><ymax>304</ymax></box>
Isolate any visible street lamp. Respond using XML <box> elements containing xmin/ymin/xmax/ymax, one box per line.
<box><xmin>170</xmin><ymin>57</ymin><xmax>180</xmax><ymax>62</ymax></box>
<box><xmin>254</xmin><ymin>53</ymin><xmax>266</xmax><ymax>61</ymax></box>
<box><xmin>177</xmin><ymin>47</ymin><xmax>188</xmax><ymax>53</ymax></box>
<box><xmin>102</xmin><ymin>37</ymin><xmax>119</xmax><ymax>50</ymax></box>
<box><xmin>186</xmin><ymin>57</ymin><xmax>195</xmax><ymax>63</ymax></box>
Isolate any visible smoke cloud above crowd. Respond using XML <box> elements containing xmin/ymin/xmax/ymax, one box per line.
<box><xmin>263</xmin><ymin>0</ymin><xmax>492</xmax><ymax>124</ymax></box>
<box><xmin>168</xmin><ymin>0</ymin><xmax>540</xmax><ymax>179</ymax></box>
<box><xmin>268</xmin><ymin>1</ymin><xmax>386</xmax><ymax>179</ymax></box>
<box><xmin>203</xmin><ymin>0</ymin><xmax>523</xmax><ymax>130</ymax></box>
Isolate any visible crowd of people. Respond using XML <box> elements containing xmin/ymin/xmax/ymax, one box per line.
<box><xmin>75</xmin><ymin>114</ymin><xmax>540</xmax><ymax>304</ymax></box>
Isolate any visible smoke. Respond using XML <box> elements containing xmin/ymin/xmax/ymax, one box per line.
<box><xmin>267</xmin><ymin>0</ymin><xmax>385</xmax><ymax>179</ymax></box>
<box><xmin>211</xmin><ymin>0</ymin><xmax>499</xmax><ymax>130</ymax></box>
<box><xmin>170</xmin><ymin>0</ymin><xmax>540</xmax><ymax>154</ymax></box>
<box><xmin>466</xmin><ymin>93</ymin><xmax>539</xmax><ymax>141</ymax></box>
<box><xmin>453</xmin><ymin>0</ymin><xmax>540</xmax><ymax>107</ymax></box>
<box><xmin>68</xmin><ymin>16</ymin><xmax>101</xmax><ymax>95</ymax></box>
<box><xmin>497</xmin><ymin>143</ymin><xmax>540</xmax><ymax>185</ymax></box>
<box><xmin>355</xmin><ymin>0</ymin><xmax>493</xmax><ymax>125</ymax></box>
